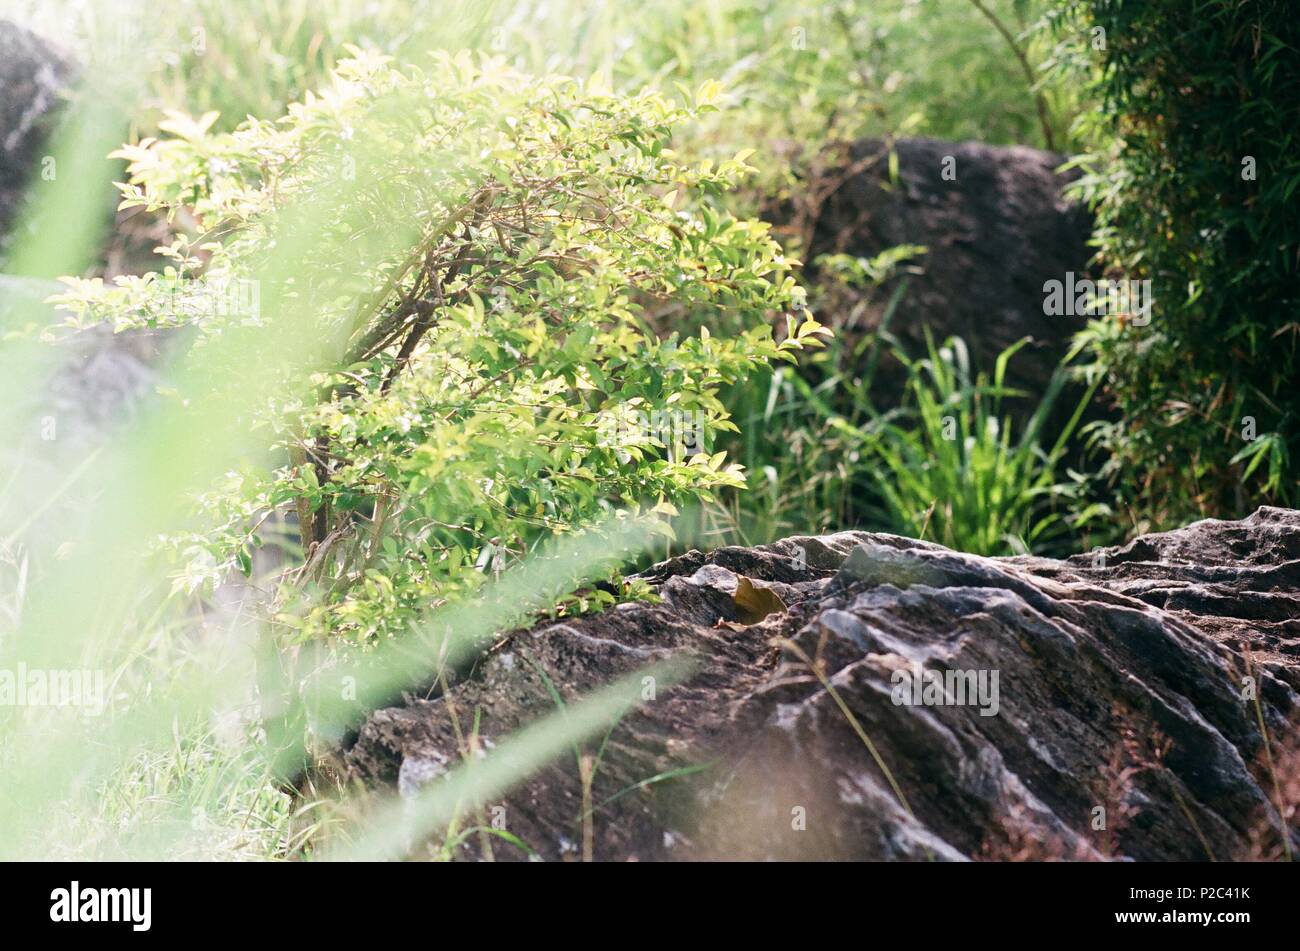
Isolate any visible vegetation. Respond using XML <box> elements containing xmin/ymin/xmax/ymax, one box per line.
<box><xmin>1055</xmin><ymin>0</ymin><xmax>1300</xmax><ymax>531</ymax></box>
<box><xmin>0</xmin><ymin>0</ymin><xmax>1291</xmax><ymax>862</ymax></box>
<box><xmin>852</xmin><ymin>334</ymin><xmax>1094</xmax><ymax>555</ymax></box>
<box><xmin>51</xmin><ymin>51</ymin><xmax>822</xmax><ymax>642</ymax></box>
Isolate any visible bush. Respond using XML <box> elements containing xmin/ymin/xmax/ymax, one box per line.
<box><xmin>50</xmin><ymin>51</ymin><xmax>824</xmax><ymax>641</ymax></box>
<box><xmin>1056</xmin><ymin>0</ymin><xmax>1300</xmax><ymax>530</ymax></box>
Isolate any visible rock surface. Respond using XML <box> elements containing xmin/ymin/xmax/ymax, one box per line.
<box><xmin>0</xmin><ymin>20</ymin><xmax>165</xmax><ymax>458</ymax></box>
<box><xmin>803</xmin><ymin>137</ymin><xmax>1093</xmax><ymax>403</ymax></box>
<box><xmin>0</xmin><ymin>20</ymin><xmax>75</xmax><ymax>254</ymax></box>
<box><xmin>345</xmin><ymin>507</ymin><xmax>1300</xmax><ymax>861</ymax></box>
<box><xmin>0</xmin><ymin>275</ymin><xmax>167</xmax><ymax>465</ymax></box>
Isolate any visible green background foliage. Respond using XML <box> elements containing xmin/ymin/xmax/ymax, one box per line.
<box><xmin>1058</xmin><ymin>0</ymin><xmax>1300</xmax><ymax>531</ymax></box>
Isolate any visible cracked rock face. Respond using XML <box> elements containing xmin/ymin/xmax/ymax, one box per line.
<box><xmin>344</xmin><ymin>508</ymin><xmax>1300</xmax><ymax>861</ymax></box>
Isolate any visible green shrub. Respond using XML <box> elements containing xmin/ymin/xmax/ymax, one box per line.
<box><xmin>50</xmin><ymin>51</ymin><xmax>824</xmax><ymax>641</ymax></box>
<box><xmin>1055</xmin><ymin>0</ymin><xmax>1300</xmax><ymax>530</ymax></box>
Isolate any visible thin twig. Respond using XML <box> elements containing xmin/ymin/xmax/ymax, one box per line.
<box><xmin>966</xmin><ymin>0</ymin><xmax>1057</xmax><ymax>151</ymax></box>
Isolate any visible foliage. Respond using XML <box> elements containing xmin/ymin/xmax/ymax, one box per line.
<box><xmin>150</xmin><ymin>0</ymin><xmax>1075</xmax><ymax>148</ymax></box>
<box><xmin>675</xmin><ymin>248</ymin><xmax>892</xmax><ymax>545</ymax></box>
<box><xmin>14</xmin><ymin>0</ymin><xmax>1075</xmax><ymax>216</ymax></box>
<box><xmin>686</xmin><ymin>247</ymin><xmax>1094</xmax><ymax>556</ymax></box>
<box><xmin>0</xmin><ymin>0</ymin><xmax>1103</xmax><ymax>862</ymax></box>
<box><xmin>1053</xmin><ymin>0</ymin><xmax>1300</xmax><ymax>531</ymax></box>
<box><xmin>845</xmin><ymin>334</ymin><xmax>1092</xmax><ymax>555</ymax></box>
<box><xmin>48</xmin><ymin>50</ymin><xmax>823</xmax><ymax>642</ymax></box>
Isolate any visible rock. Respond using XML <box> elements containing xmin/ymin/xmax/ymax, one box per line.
<box><xmin>0</xmin><ymin>18</ymin><xmax>167</xmax><ymax>460</ymax></box>
<box><xmin>0</xmin><ymin>20</ymin><xmax>76</xmax><ymax>253</ymax></box>
<box><xmin>344</xmin><ymin>507</ymin><xmax>1300</xmax><ymax>861</ymax></box>
<box><xmin>40</xmin><ymin>323</ymin><xmax>169</xmax><ymax>453</ymax></box>
<box><xmin>0</xmin><ymin>20</ymin><xmax>181</xmax><ymax>465</ymax></box>
<box><xmin>0</xmin><ymin>19</ymin><xmax>166</xmax><ymax>277</ymax></box>
<box><xmin>0</xmin><ymin>274</ymin><xmax>169</xmax><ymax>458</ymax></box>
<box><xmin>800</xmin><ymin>137</ymin><xmax>1093</xmax><ymax>407</ymax></box>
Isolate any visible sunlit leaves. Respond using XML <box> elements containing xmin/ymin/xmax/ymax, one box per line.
<box><xmin>59</xmin><ymin>51</ymin><xmax>811</xmax><ymax>642</ymax></box>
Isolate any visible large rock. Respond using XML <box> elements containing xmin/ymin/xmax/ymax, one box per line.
<box><xmin>0</xmin><ymin>22</ymin><xmax>163</xmax><ymax>459</ymax></box>
<box><xmin>0</xmin><ymin>20</ymin><xmax>75</xmax><ymax>253</ymax></box>
<box><xmin>802</xmin><ymin>137</ymin><xmax>1093</xmax><ymax>402</ymax></box>
<box><xmin>344</xmin><ymin>508</ymin><xmax>1300</xmax><ymax>861</ymax></box>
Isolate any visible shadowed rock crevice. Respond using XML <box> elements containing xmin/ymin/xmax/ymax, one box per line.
<box><xmin>345</xmin><ymin>507</ymin><xmax>1300</xmax><ymax>861</ymax></box>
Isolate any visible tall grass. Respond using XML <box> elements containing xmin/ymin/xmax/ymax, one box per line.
<box><xmin>688</xmin><ymin>258</ymin><xmax>1094</xmax><ymax>559</ymax></box>
<box><xmin>851</xmin><ymin>334</ymin><xmax>1095</xmax><ymax>555</ymax></box>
